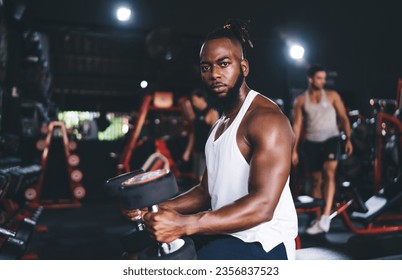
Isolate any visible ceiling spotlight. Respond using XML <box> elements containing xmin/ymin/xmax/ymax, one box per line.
<box><xmin>140</xmin><ymin>80</ymin><xmax>148</xmax><ymax>89</ymax></box>
<box><xmin>289</xmin><ymin>44</ymin><xmax>305</xmax><ymax>60</ymax></box>
<box><xmin>116</xmin><ymin>7</ymin><xmax>132</xmax><ymax>22</ymax></box>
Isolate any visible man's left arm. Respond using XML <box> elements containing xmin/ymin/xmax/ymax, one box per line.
<box><xmin>244</xmin><ymin>109</ymin><xmax>295</xmax><ymax>220</ymax></box>
<box><xmin>332</xmin><ymin>91</ymin><xmax>353</xmax><ymax>155</ymax></box>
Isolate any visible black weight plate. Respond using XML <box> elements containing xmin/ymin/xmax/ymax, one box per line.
<box><xmin>139</xmin><ymin>237</ymin><xmax>197</xmax><ymax>260</ymax></box>
<box><xmin>120</xmin><ymin>227</ymin><xmax>154</xmax><ymax>253</ymax></box>
<box><xmin>0</xmin><ymin>237</ymin><xmax>26</xmax><ymax>260</ymax></box>
<box><xmin>15</xmin><ymin>220</ymin><xmax>34</xmax><ymax>243</ymax></box>
<box><xmin>119</xmin><ymin>169</ymin><xmax>178</xmax><ymax>209</ymax></box>
<box><xmin>103</xmin><ymin>169</ymin><xmax>144</xmax><ymax>197</ymax></box>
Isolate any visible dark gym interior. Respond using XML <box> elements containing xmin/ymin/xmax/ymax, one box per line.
<box><xmin>1</xmin><ymin>0</ymin><xmax>402</xmax><ymax>261</ymax></box>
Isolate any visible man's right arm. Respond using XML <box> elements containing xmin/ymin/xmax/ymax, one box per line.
<box><xmin>160</xmin><ymin>169</ymin><xmax>211</xmax><ymax>214</ymax></box>
<box><xmin>182</xmin><ymin>128</ymin><xmax>194</xmax><ymax>162</ymax></box>
<box><xmin>206</xmin><ymin>109</ymin><xmax>220</xmax><ymax>126</ymax></box>
<box><xmin>291</xmin><ymin>96</ymin><xmax>304</xmax><ymax>166</ymax></box>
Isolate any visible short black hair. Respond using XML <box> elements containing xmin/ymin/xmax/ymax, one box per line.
<box><xmin>204</xmin><ymin>19</ymin><xmax>254</xmax><ymax>58</ymax></box>
<box><xmin>307</xmin><ymin>64</ymin><xmax>326</xmax><ymax>78</ymax></box>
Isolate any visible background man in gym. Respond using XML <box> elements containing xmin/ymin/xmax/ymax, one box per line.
<box><xmin>291</xmin><ymin>64</ymin><xmax>353</xmax><ymax>234</ymax></box>
<box><xmin>182</xmin><ymin>88</ymin><xmax>219</xmax><ymax>182</ymax></box>
<box><xmin>126</xmin><ymin>19</ymin><xmax>298</xmax><ymax>260</ymax></box>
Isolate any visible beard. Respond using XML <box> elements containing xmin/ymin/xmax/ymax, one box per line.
<box><xmin>204</xmin><ymin>69</ymin><xmax>244</xmax><ymax>113</ymax></box>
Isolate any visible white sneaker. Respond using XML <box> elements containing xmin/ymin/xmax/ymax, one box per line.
<box><xmin>305</xmin><ymin>219</ymin><xmax>324</xmax><ymax>235</ymax></box>
<box><xmin>319</xmin><ymin>215</ymin><xmax>331</xmax><ymax>232</ymax></box>
<box><xmin>305</xmin><ymin>215</ymin><xmax>331</xmax><ymax>235</ymax></box>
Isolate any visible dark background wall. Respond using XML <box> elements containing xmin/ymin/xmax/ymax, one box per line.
<box><xmin>1</xmin><ymin>0</ymin><xmax>400</xmax><ymax>117</ymax></box>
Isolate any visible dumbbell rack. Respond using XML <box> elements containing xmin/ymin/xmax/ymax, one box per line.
<box><xmin>26</xmin><ymin>121</ymin><xmax>86</xmax><ymax>208</ymax></box>
<box><xmin>0</xmin><ymin>157</ymin><xmax>44</xmax><ymax>259</ymax></box>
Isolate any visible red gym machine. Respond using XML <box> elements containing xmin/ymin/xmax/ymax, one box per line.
<box><xmin>328</xmin><ymin>78</ymin><xmax>402</xmax><ymax>235</ymax></box>
<box><xmin>118</xmin><ymin>91</ymin><xmax>195</xmax><ymax>184</ymax></box>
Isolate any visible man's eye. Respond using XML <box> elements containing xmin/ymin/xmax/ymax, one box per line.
<box><xmin>220</xmin><ymin>62</ymin><xmax>229</xmax><ymax>67</ymax></box>
<box><xmin>201</xmin><ymin>65</ymin><xmax>210</xmax><ymax>72</ymax></box>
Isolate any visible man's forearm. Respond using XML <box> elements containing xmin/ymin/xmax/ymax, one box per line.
<box><xmin>339</xmin><ymin>118</ymin><xmax>351</xmax><ymax>138</ymax></box>
<box><xmin>160</xmin><ymin>185</ymin><xmax>211</xmax><ymax>214</ymax></box>
<box><xmin>292</xmin><ymin>126</ymin><xmax>301</xmax><ymax>151</ymax></box>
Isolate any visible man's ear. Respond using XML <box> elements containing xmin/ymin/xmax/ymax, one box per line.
<box><xmin>241</xmin><ymin>59</ymin><xmax>249</xmax><ymax>77</ymax></box>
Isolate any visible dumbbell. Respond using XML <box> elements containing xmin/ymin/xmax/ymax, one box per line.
<box><xmin>105</xmin><ymin>169</ymin><xmax>196</xmax><ymax>260</ymax></box>
<box><xmin>104</xmin><ymin>169</ymin><xmax>153</xmax><ymax>253</ymax></box>
<box><xmin>0</xmin><ymin>214</ymin><xmax>37</xmax><ymax>242</ymax></box>
<box><xmin>0</xmin><ymin>204</ymin><xmax>44</xmax><ymax>260</ymax></box>
<box><xmin>0</xmin><ymin>217</ymin><xmax>35</xmax><ymax>258</ymax></box>
<box><xmin>0</xmin><ymin>171</ymin><xmax>9</xmax><ymax>199</ymax></box>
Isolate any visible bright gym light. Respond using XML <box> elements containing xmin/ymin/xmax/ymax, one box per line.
<box><xmin>116</xmin><ymin>7</ymin><xmax>132</xmax><ymax>22</ymax></box>
<box><xmin>140</xmin><ymin>80</ymin><xmax>148</xmax><ymax>89</ymax></box>
<box><xmin>289</xmin><ymin>44</ymin><xmax>305</xmax><ymax>60</ymax></box>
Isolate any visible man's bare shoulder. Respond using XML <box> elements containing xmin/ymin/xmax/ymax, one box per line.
<box><xmin>243</xmin><ymin>95</ymin><xmax>294</xmax><ymax>149</ymax></box>
<box><xmin>325</xmin><ymin>89</ymin><xmax>340</xmax><ymax>97</ymax></box>
<box><xmin>256</xmin><ymin>94</ymin><xmax>281</xmax><ymax>109</ymax></box>
<box><xmin>325</xmin><ymin>89</ymin><xmax>341</xmax><ymax>102</ymax></box>
<box><xmin>292</xmin><ymin>92</ymin><xmax>306</xmax><ymax>106</ymax></box>
<box><xmin>247</xmin><ymin>94</ymin><xmax>292</xmax><ymax>129</ymax></box>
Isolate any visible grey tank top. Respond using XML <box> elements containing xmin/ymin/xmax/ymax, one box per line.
<box><xmin>304</xmin><ymin>89</ymin><xmax>339</xmax><ymax>142</ymax></box>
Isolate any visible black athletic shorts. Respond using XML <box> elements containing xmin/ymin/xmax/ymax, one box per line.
<box><xmin>302</xmin><ymin>136</ymin><xmax>341</xmax><ymax>172</ymax></box>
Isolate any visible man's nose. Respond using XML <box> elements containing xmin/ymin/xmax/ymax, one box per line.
<box><xmin>211</xmin><ymin>66</ymin><xmax>221</xmax><ymax>79</ymax></box>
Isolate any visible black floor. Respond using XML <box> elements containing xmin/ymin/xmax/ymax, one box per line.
<box><xmin>25</xmin><ymin>202</ymin><xmax>402</xmax><ymax>260</ymax></box>
<box><xmin>26</xmin><ymin>202</ymin><xmax>134</xmax><ymax>260</ymax></box>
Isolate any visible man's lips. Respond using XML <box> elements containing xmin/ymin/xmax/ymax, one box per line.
<box><xmin>210</xmin><ymin>83</ymin><xmax>226</xmax><ymax>92</ymax></box>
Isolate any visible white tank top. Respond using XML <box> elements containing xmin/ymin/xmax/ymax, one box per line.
<box><xmin>205</xmin><ymin>90</ymin><xmax>298</xmax><ymax>259</ymax></box>
<box><xmin>304</xmin><ymin>89</ymin><xmax>340</xmax><ymax>142</ymax></box>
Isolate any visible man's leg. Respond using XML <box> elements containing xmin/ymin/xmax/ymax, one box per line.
<box><xmin>305</xmin><ymin>170</ymin><xmax>327</xmax><ymax>234</ymax></box>
<box><xmin>196</xmin><ymin>235</ymin><xmax>288</xmax><ymax>260</ymax></box>
<box><xmin>322</xmin><ymin>160</ymin><xmax>338</xmax><ymax>216</ymax></box>
<box><xmin>319</xmin><ymin>136</ymin><xmax>341</xmax><ymax>231</ymax></box>
<box><xmin>317</xmin><ymin>160</ymin><xmax>338</xmax><ymax>232</ymax></box>
<box><xmin>310</xmin><ymin>171</ymin><xmax>323</xmax><ymax>220</ymax></box>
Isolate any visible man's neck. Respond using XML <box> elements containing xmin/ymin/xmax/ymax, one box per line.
<box><xmin>223</xmin><ymin>85</ymin><xmax>250</xmax><ymax>119</ymax></box>
<box><xmin>308</xmin><ymin>86</ymin><xmax>322</xmax><ymax>95</ymax></box>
